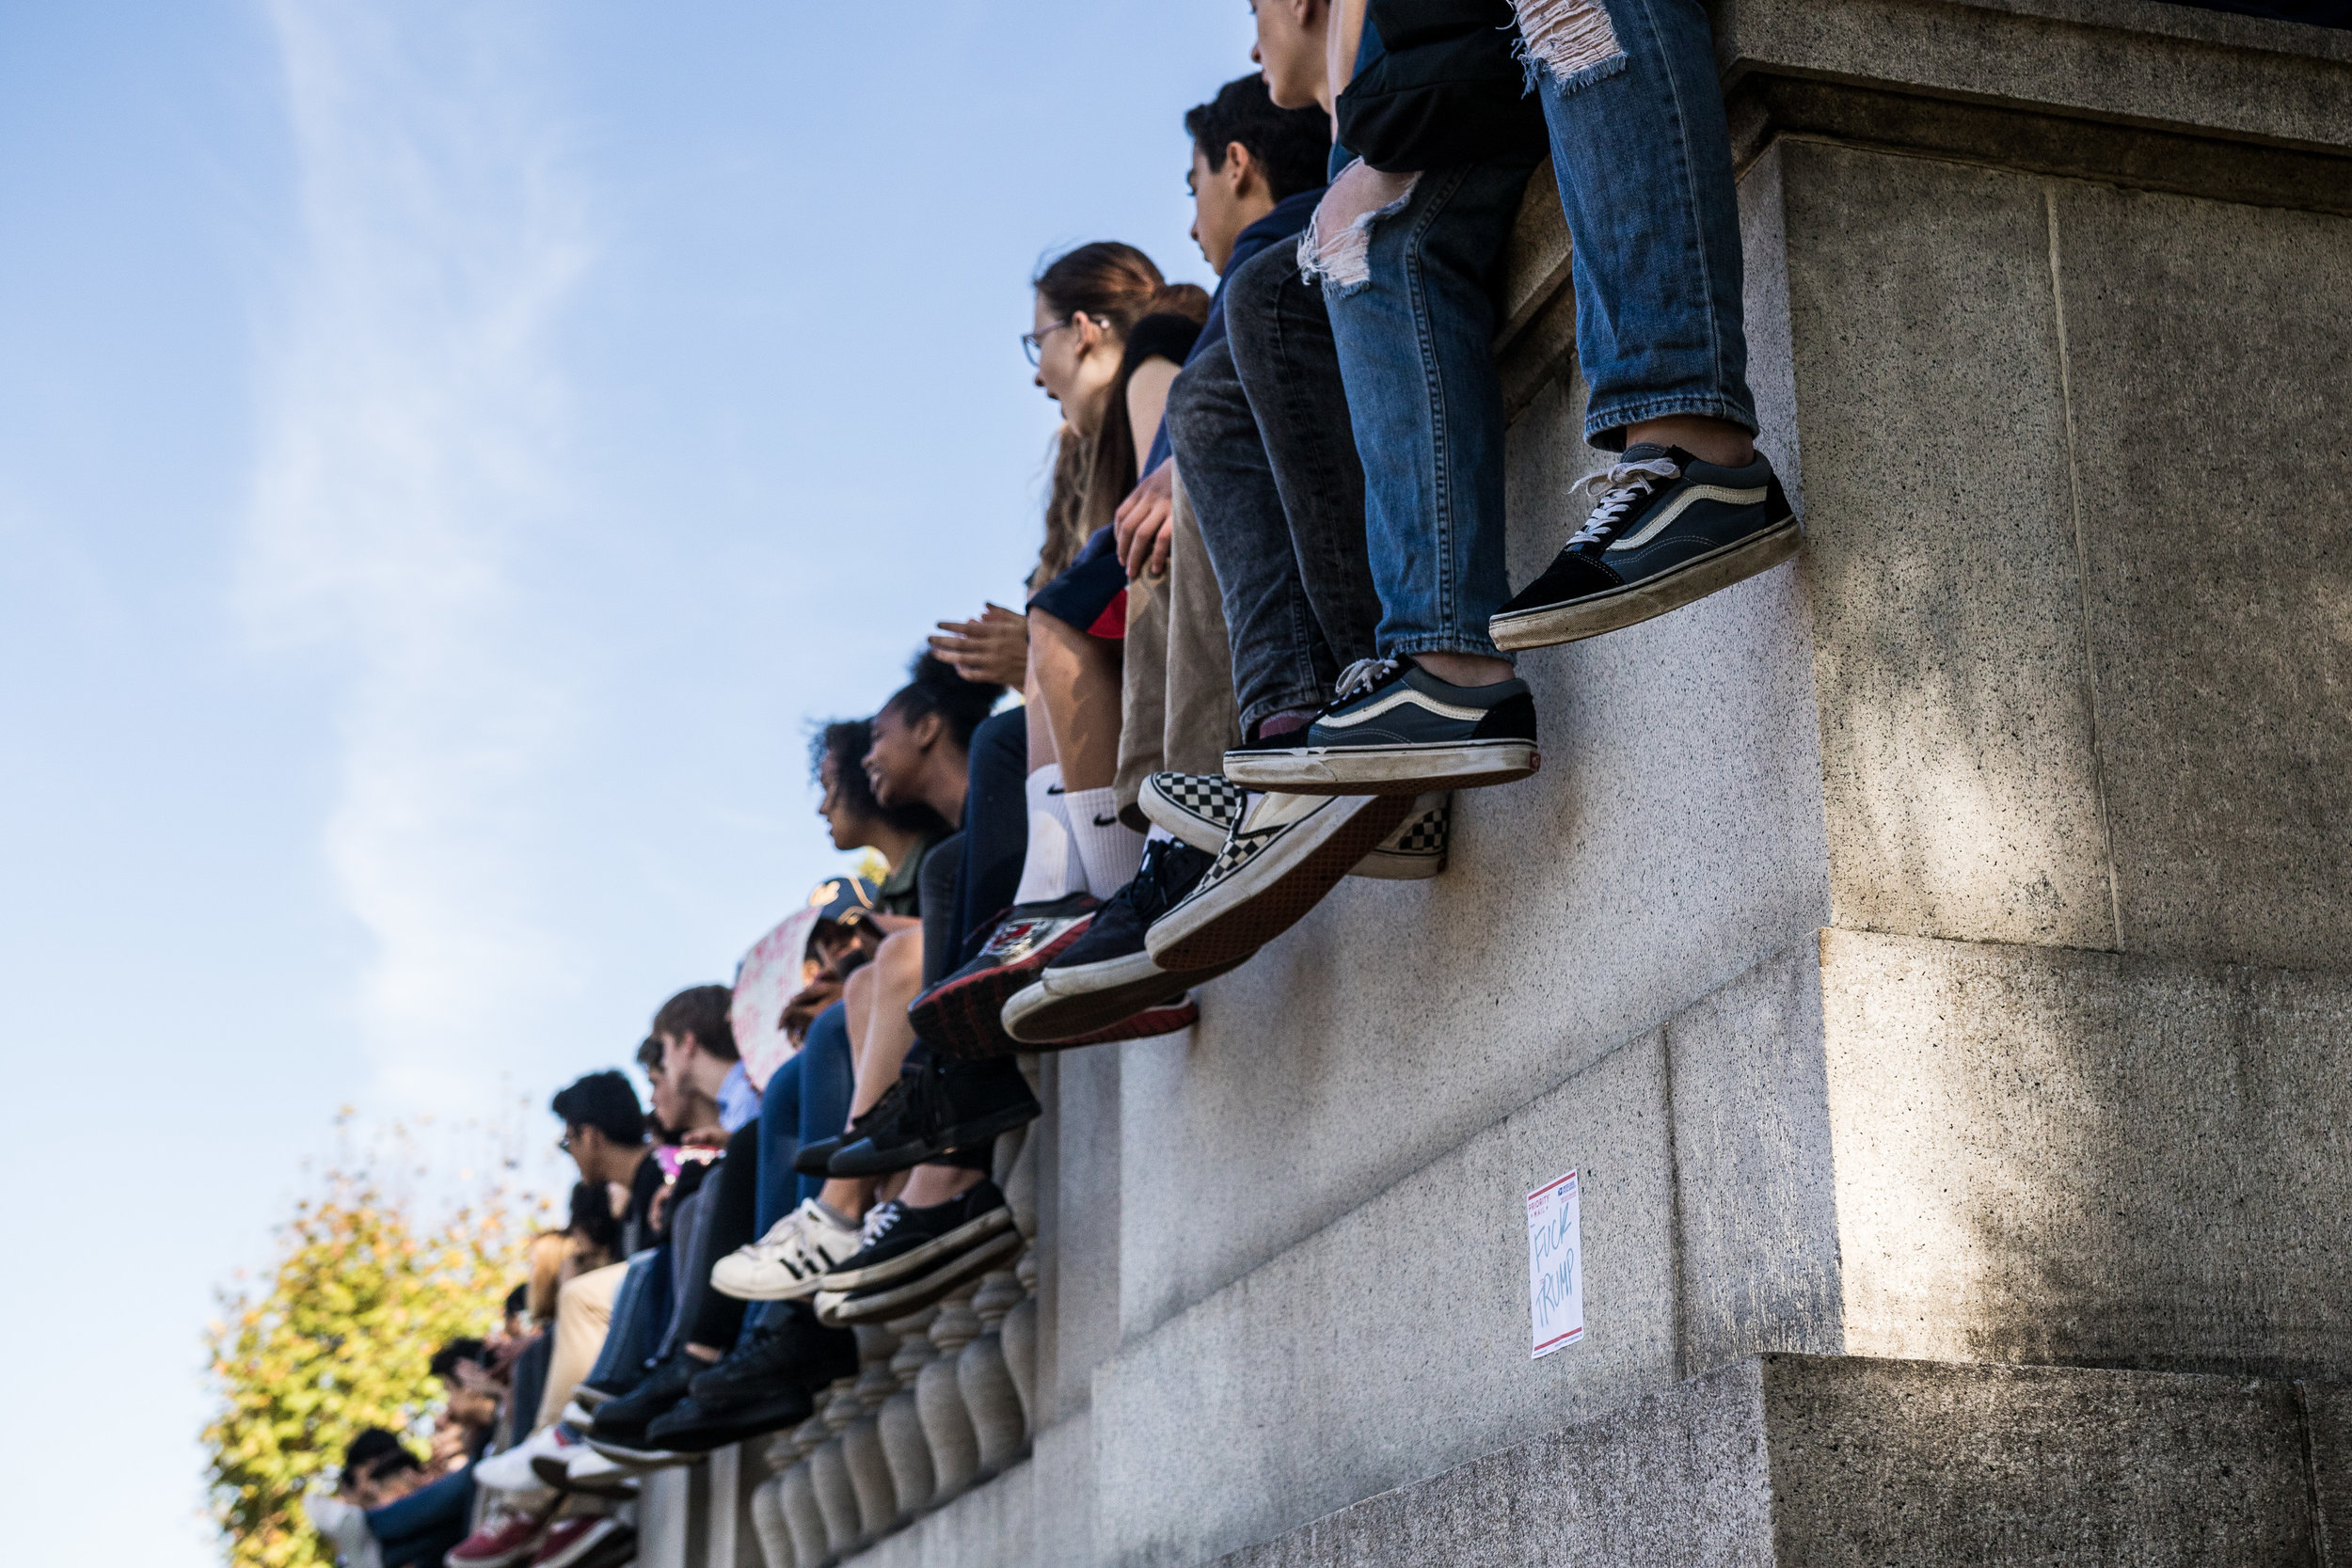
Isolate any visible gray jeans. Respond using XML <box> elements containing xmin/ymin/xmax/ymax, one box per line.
<box><xmin>1168</xmin><ymin>245</ymin><xmax>1381</xmax><ymax>740</ymax></box>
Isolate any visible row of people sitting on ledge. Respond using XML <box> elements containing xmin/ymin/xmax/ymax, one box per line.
<box><xmin>307</xmin><ymin>0</ymin><xmax>1793</xmax><ymax>1560</ymax></box>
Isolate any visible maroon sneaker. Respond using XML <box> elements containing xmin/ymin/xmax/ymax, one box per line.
<box><xmin>907</xmin><ymin>893</ymin><xmax>1096</xmax><ymax>1058</ymax></box>
<box><xmin>532</xmin><ymin>1515</ymin><xmax>635</xmax><ymax>1568</ymax></box>
<box><xmin>447</xmin><ymin>1510</ymin><xmax>552</xmax><ymax>1568</ymax></box>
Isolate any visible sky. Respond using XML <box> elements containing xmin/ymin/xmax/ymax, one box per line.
<box><xmin>0</xmin><ymin>3</ymin><xmax>1254</xmax><ymax>1560</ymax></box>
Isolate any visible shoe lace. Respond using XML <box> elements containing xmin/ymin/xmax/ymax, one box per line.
<box><xmin>858</xmin><ymin>1200</ymin><xmax>903</xmax><ymax>1246</ymax></box>
<box><xmin>1331</xmin><ymin>657</ymin><xmax>1400</xmax><ymax>705</ymax></box>
<box><xmin>1563</xmin><ymin>454</ymin><xmax>1682</xmax><ymax>550</ymax></box>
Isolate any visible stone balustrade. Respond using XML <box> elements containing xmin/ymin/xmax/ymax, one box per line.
<box><xmin>742</xmin><ymin>1114</ymin><xmax>1040</xmax><ymax>1568</ymax></box>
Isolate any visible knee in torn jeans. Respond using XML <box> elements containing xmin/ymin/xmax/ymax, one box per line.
<box><xmin>1512</xmin><ymin>0</ymin><xmax>1627</xmax><ymax>90</ymax></box>
<box><xmin>1298</xmin><ymin>160</ymin><xmax>1421</xmax><ymax>293</ymax></box>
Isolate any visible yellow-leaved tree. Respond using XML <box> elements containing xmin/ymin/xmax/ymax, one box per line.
<box><xmin>202</xmin><ymin>1137</ymin><xmax>529</xmax><ymax>1568</ymax></box>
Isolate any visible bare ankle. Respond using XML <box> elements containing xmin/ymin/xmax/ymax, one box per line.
<box><xmin>1413</xmin><ymin>650</ymin><xmax>1516</xmax><ymax>689</ymax></box>
<box><xmin>1623</xmin><ymin>416</ymin><xmax>1756</xmax><ymax>468</ymax></box>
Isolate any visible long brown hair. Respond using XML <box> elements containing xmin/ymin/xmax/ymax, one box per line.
<box><xmin>1032</xmin><ymin>424</ymin><xmax>1093</xmax><ymax>592</ymax></box>
<box><xmin>1031</xmin><ymin>245</ymin><xmax>1200</xmax><ymax>561</ymax></box>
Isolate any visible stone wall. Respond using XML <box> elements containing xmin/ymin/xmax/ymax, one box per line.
<box><xmin>652</xmin><ymin>2</ymin><xmax>2352</xmax><ymax>1564</ymax></box>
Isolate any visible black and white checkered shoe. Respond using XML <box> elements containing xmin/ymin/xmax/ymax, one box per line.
<box><xmin>1138</xmin><ymin>771</ymin><xmax>1248</xmax><ymax>853</ymax></box>
<box><xmin>1149</xmin><ymin>770</ymin><xmax>1449</xmax><ymax>880</ymax></box>
<box><xmin>1354</xmin><ymin>794</ymin><xmax>1450</xmax><ymax>879</ymax></box>
<box><xmin>1144</xmin><ymin>790</ymin><xmax>1413</xmax><ymax>971</ymax></box>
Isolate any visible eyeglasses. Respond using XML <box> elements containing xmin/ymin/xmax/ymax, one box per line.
<box><xmin>1021</xmin><ymin>315</ymin><xmax>1077</xmax><ymax>365</ymax></box>
<box><xmin>556</xmin><ymin>1132</ymin><xmax>574</xmax><ymax>1155</ymax></box>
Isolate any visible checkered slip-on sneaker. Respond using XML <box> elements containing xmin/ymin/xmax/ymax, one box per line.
<box><xmin>1144</xmin><ymin>790</ymin><xmax>1413</xmax><ymax>972</ymax></box>
<box><xmin>1351</xmin><ymin>793</ymin><xmax>1450</xmax><ymax>879</ymax></box>
<box><xmin>1137</xmin><ymin>770</ymin><xmax>1248</xmax><ymax>853</ymax></box>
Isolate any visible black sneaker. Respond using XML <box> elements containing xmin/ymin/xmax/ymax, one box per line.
<box><xmin>1219</xmin><ymin>657</ymin><xmax>1538</xmax><ymax>794</ymax></box>
<box><xmin>1000</xmin><ymin>839</ymin><xmax>1237</xmax><ymax>1043</ymax></box>
<box><xmin>793</xmin><ymin>1071</ymin><xmax>916</xmax><ymax>1176</ymax></box>
<box><xmin>906</xmin><ymin>893</ymin><xmax>1098</xmax><ymax>1059</ymax></box>
<box><xmin>812</xmin><ymin>1182</ymin><xmax>1025</xmax><ymax>1327</ymax></box>
<box><xmin>825</xmin><ymin>1055</ymin><xmax>1040</xmax><ymax>1178</ymax></box>
<box><xmin>642</xmin><ymin>1307</ymin><xmax>856</xmax><ymax>1451</ymax></box>
<box><xmin>1491</xmin><ymin>444</ymin><xmax>1797</xmax><ymax>650</ymax></box>
<box><xmin>1142</xmin><ymin>789</ymin><xmax>1413</xmax><ymax>972</ymax></box>
<box><xmin>583</xmin><ymin>1351</ymin><xmax>705</xmax><ymax>1465</ymax></box>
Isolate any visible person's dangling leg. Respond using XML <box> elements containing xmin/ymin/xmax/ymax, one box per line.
<box><xmin>755</xmin><ymin>1053</ymin><xmax>803</xmax><ymax>1234</ymax></box>
<box><xmin>1487</xmin><ymin>0</ymin><xmax>1795</xmax><ymax>652</ymax></box>
<box><xmin>1029</xmin><ymin>608</ymin><xmax>1140</xmax><ymax>896</ymax></box>
<box><xmin>1226</xmin><ymin>155</ymin><xmax>1542</xmax><ymax>797</ymax></box>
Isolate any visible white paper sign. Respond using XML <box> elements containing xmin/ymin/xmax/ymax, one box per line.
<box><xmin>1527</xmin><ymin>1169</ymin><xmax>1583</xmax><ymax>1358</ymax></box>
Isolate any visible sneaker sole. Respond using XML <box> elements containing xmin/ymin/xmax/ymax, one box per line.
<box><xmin>817</xmin><ymin>1227</ymin><xmax>1025</xmax><ymax>1326</ymax></box>
<box><xmin>1490</xmin><ymin>515</ymin><xmax>1800</xmax><ymax>651</ymax></box>
<box><xmin>556</xmin><ymin>1465</ymin><xmax>640</xmax><ymax>1500</ymax></box>
<box><xmin>581</xmin><ymin>1436</ymin><xmax>705</xmax><ymax>1468</ymax></box>
<box><xmin>450</xmin><ymin>1534</ymin><xmax>550</xmax><ymax>1568</ymax></box>
<box><xmin>1349</xmin><ymin>846</ymin><xmax>1444</xmax><ymax>879</ymax></box>
<box><xmin>1145</xmin><ymin>794</ymin><xmax>1414</xmax><ymax>972</ymax></box>
<box><xmin>907</xmin><ymin>920</ymin><xmax>1093</xmax><ymax>1054</ymax></box>
<box><xmin>1221</xmin><ymin>742</ymin><xmax>1535</xmax><ymax>796</ymax></box>
<box><xmin>818</xmin><ymin>1205</ymin><xmax>1017</xmax><ymax>1292</ymax></box>
<box><xmin>708</xmin><ymin>1259</ymin><xmax>851</xmax><ymax>1303</ymax></box>
<box><xmin>1001</xmin><ymin>953</ymin><xmax>1242</xmax><ymax>1044</ymax></box>
<box><xmin>645</xmin><ymin>1396</ymin><xmax>814</xmax><ymax>1452</ymax></box>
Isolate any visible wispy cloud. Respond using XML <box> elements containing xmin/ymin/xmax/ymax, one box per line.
<box><xmin>241</xmin><ymin>0</ymin><xmax>592</xmax><ymax>1109</ymax></box>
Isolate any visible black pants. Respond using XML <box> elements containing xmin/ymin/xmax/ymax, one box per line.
<box><xmin>683</xmin><ymin>1121</ymin><xmax>762</xmax><ymax>1351</ymax></box>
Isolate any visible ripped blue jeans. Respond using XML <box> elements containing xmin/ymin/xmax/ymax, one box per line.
<box><xmin>1512</xmin><ymin>0</ymin><xmax>1756</xmax><ymax>448</ymax></box>
<box><xmin>1314</xmin><ymin>156</ymin><xmax>1539</xmax><ymax>661</ymax></box>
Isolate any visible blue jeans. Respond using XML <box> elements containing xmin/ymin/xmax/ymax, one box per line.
<box><xmin>369</xmin><ymin>1467</ymin><xmax>474</xmax><ymax>1568</ymax></box>
<box><xmin>757</xmin><ymin>1002</ymin><xmax>857</xmax><ymax>1225</ymax></box>
<box><xmin>1322</xmin><ymin>156</ymin><xmax>1538</xmax><ymax>660</ymax></box>
<box><xmin>580</xmin><ymin>1249</ymin><xmax>664</xmax><ymax>1391</ymax></box>
<box><xmin>1513</xmin><ymin>0</ymin><xmax>1755</xmax><ymax>448</ymax></box>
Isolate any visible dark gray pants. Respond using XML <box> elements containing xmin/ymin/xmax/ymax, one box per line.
<box><xmin>1167</xmin><ymin>244</ymin><xmax>1380</xmax><ymax>740</ymax></box>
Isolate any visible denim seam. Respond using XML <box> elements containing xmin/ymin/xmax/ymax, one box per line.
<box><xmin>1392</xmin><ymin>165</ymin><xmax>1475</xmax><ymax>663</ymax></box>
<box><xmin>1583</xmin><ymin>391</ymin><xmax>1757</xmax><ymax>446</ymax></box>
<box><xmin>1629</xmin><ymin>0</ymin><xmax>1735</xmax><ymax>420</ymax></box>
<box><xmin>1390</xmin><ymin>631</ymin><xmax>1508</xmax><ymax>661</ymax></box>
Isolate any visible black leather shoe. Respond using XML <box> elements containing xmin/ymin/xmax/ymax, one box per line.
<box><xmin>584</xmin><ymin>1351</ymin><xmax>702</xmax><ymax>1462</ymax></box>
<box><xmin>687</xmin><ymin>1305</ymin><xmax>858</xmax><ymax>1409</ymax></box>
<box><xmin>827</xmin><ymin>1056</ymin><xmax>1040</xmax><ymax>1179</ymax></box>
<box><xmin>794</xmin><ymin>1071</ymin><xmax>918</xmax><ymax>1175</ymax></box>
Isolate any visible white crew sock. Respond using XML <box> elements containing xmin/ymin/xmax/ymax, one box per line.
<box><xmin>1012</xmin><ymin>766</ymin><xmax>1087</xmax><ymax>905</ymax></box>
<box><xmin>1066</xmin><ymin>784</ymin><xmax>1146</xmax><ymax>897</ymax></box>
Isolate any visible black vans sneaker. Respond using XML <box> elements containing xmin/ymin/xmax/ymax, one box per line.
<box><xmin>644</xmin><ymin>1307</ymin><xmax>855</xmax><ymax>1452</ymax></box>
<box><xmin>1143</xmin><ymin>790</ymin><xmax>1413</xmax><ymax>972</ymax></box>
<box><xmin>1491</xmin><ymin>444</ymin><xmax>1797</xmax><ymax>650</ymax></box>
<box><xmin>584</xmin><ymin>1351</ymin><xmax>703</xmax><ymax>1464</ymax></box>
<box><xmin>825</xmin><ymin>1055</ymin><xmax>1040</xmax><ymax>1178</ymax></box>
<box><xmin>1000</xmin><ymin>837</ymin><xmax>1242</xmax><ymax>1044</ymax></box>
<box><xmin>907</xmin><ymin>893</ymin><xmax>1097</xmax><ymax>1058</ymax></box>
<box><xmin>1219</xmin><ymin>658</ymin><xmax>1537</xmax><ymax>795</ymax></box>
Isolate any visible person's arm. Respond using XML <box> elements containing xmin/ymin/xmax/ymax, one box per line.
<box><xmin>1116</xmin><ymin>356</ymin><xmax>1184</xmax><ymax>578</ymax></box>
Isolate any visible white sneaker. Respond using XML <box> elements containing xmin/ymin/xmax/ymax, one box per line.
<box><xmin>471</xmin><ymin>1426</ymin><xmax>566</xmax><ymax>1498</ymax></box>
<box><xmin>708</xmin><ymin>1197</ymin><xmax>864</xmax><ymax>1301</ymax></box>
<box><xmin>299</xmin><ymin>1491</ymin><xmax>384</xmax><ymax>1568</ymax></box>
<box><xmin>563</xmin><ymin>1446</ymin><xmax>640</xmax><ymax>1498</ymax></box>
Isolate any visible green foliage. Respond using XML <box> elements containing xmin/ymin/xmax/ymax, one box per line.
<box><xmin>201</xmin><ymin>1154</ymin><xmax>523</xmax><ymax>1568</ymax></box>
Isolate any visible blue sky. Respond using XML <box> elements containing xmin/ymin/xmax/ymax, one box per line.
<box><xmin>0</xmin><ymin>3</ymin><xmax>1252</xmax><ymax>1560</ymax></box>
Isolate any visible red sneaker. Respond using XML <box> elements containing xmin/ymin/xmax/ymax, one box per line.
<box><xmin>447</xmin><ymin>1510</ymin><xmax>551</xmax><ymax>1568</ymax></box>
<box><xmin>532</xmin><ymin>1515</ymin><xmax>635</xmax><ymax>1568</ymax></box>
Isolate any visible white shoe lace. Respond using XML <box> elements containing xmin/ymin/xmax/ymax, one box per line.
<box><xmin>858</xmin><ymin>1200</ymin><xmax>902</xmax><ymax>1247</ymax></box>
<box><xmin>1332</xmin><ymin>657</ymin><xmax>1399</xmax><ymax>704</ymax></box>
<box><xmin>1563</xmin><ymin>454</ymin><xmax>1682</xmax><ymax>550</ymax></box>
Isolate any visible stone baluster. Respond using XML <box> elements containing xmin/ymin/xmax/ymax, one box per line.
<box><xmin>961</xmin><ymin>1266</ymin><xmax>1028</xmax><ymax>1479</ymax></box>
<box><xmin>808</xmin><ymin>1377</ymin><xmax>864</xmax><ymax>1560</ymax></box>
<box><xmin>1001</xmin><ymin>1247</ymin><xmax>1039</xmax><ymax>1429</ymax></box>
<box><xmin>749</xmin><ymin>1464</ymin><xmax>796</xmax><ymax>1568</ymax></box>
<box><xmin>917</xmin><ymin>1282</ymin><xmax>983</xmax><ymax>1503</ymax></box>
<box><xmin>842</xmin><ymin>1323</ymin><xmax>900</xmax><ymax>1543</ymax></box>
<box><xmin>879</xmin><ymin>1307</ymin><xmax>940</xmax><ymax>1523</ymax></box>
<box><xmin>772</xmin><ymin>1414</ymin><xmax>834</xmax><ymax>1568</ymax></box>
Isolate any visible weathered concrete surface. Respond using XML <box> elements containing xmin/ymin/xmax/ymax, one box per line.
<box><xmin>1209</xmin><ymin>1356</ymin><xmax>2328</xmax><ymax>1568</ymax></box>
<box><xmin>1100</xmin><ymin>1035</ymin><xmax>1678</xmax><ymax>1568</ymax></box>
<box><xmin>834</xmin><ymin>1457</ymin><xmax>1036</xmax><ymax>1568</ymax></box>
